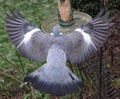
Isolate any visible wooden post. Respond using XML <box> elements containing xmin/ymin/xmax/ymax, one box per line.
<box><xmin>57</xmin><ymin>0</ymin><xmax>72</xmax><ymax>23</ymax></box>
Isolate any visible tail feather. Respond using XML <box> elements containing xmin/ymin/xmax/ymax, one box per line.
<box><xmin>24</xmin><ymin>64</ymin><xmax>83</xmax><ymax>96</ymax></box>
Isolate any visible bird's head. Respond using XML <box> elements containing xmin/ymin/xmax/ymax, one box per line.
<box><xmin>51</xmin><ymin>26</ymin><xmax>60</xmax><ymax>37</ymax></box>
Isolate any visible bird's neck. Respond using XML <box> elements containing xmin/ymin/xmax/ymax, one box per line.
<box><xmin>53</xmin><ymin>31</ymin><xmax>60</xmax><ymax>37</ymax></box>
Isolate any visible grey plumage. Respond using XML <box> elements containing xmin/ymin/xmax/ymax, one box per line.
<box><xmin>24</xmin><ymin>44</ymin><xmax>83</xmax><ymax>96</ymax></box>
<box><xmin>5</xmin><ymin>10</ymin><xmax>113</xmax><ymax>96</ymax></box>
<box><xmin>53</xmin><ymin>26</ymin><xmax>60</xmax><ymax>37</ymax></box>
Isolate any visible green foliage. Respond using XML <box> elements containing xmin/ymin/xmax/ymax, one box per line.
<box><xmin>71</xmin><ymin>0</ymin><xmax>120</xmax><ymax>17</ymax></box>
<box><xmin>0</xmin><ymin>0</ymin><xmax>57</xmax><ymax>98</ymax></box>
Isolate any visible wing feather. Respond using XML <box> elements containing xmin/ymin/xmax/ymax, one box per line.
<box><xmin>5</xmin><ymin>12</ymin><xmax>54</xmax><ymax>63</ymax></box>
<box><xmin>5</xmin><ymin>10</ymin><xmax>113</xmax><ymax>64</ymax></box>
<box><xmin>57</xmin><ymin>12</ymin><xmax>113</xmax><ymax>64</ymax></box>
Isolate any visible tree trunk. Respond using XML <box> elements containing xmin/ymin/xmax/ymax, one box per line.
<box><xmin>58</xmin><ymin>0</ymin><xmax>72</xmax><ymax>23</ymax></box>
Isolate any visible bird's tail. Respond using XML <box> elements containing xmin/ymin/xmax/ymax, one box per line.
<box><xmin>24</xmin><ymin>64</ymin><xmax>83</xmax><ymax>96</ymax></box>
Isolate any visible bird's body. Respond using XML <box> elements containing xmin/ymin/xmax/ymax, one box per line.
<box><xmin>5</xmin><ymin>10</ymin><xmax>113</xmax><ymax>96</ymax></box>
<box><xmin>26</xmin><ymin>44</ymin><xmax>83</xmax><ymax>96</ymax></box>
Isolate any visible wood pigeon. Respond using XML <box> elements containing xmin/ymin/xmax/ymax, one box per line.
<box><xmin>5</xmin><ymin>10</ymin><xmax>113</xmax><ymax>96</ymax></box>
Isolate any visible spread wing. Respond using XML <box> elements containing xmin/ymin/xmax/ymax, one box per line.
<box><xmin>5</xmin><ymin>12</ymin><xmax>54</xmax><ymax>63</ymax></box>
<box><xmin>56</xmin><ymin>12</ymin><xmax>113</xmax><ymax>64</ymax></box>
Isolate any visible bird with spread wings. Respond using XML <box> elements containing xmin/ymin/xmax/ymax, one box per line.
<box><xmin>5</xmin><ymin>10</ymin><xmax>113</xmax><ymax>96</ymax></box>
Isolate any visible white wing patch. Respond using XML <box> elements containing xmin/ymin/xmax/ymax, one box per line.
<box><xmin>75</xmin><ymin>28</ymin><xmax>91</xmax><ymax>45</ymax></box>
<box><xmin>17</xmin><ymin>28</ymin><xmax>40</xmax><ymax>48</ymax></box>
<box><xmin>75</xmin><ymin>28</ymin><xmax>97</xmax><ymax>50</ymax></box>
<box><xmin>50</xmin><ymin>32</ymin><xmax>63</xmax><ymax>36</ymax></box>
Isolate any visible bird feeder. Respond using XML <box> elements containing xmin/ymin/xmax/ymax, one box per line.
<box><xmin>41</xmin><ymin>0</ymin><xmax>92</xmax><ymax>34</ymax></box>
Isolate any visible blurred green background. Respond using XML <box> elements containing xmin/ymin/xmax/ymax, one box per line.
<box><xmin>0</xmin><ymin>0</ymin><xmax>57</xmax><ymax>98</ymax></box>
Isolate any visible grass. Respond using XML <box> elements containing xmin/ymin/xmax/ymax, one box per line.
<box><xmin>0</xmin><ymin>0</ymin><xmax>57</xmax><ymax>98</ymax></box>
